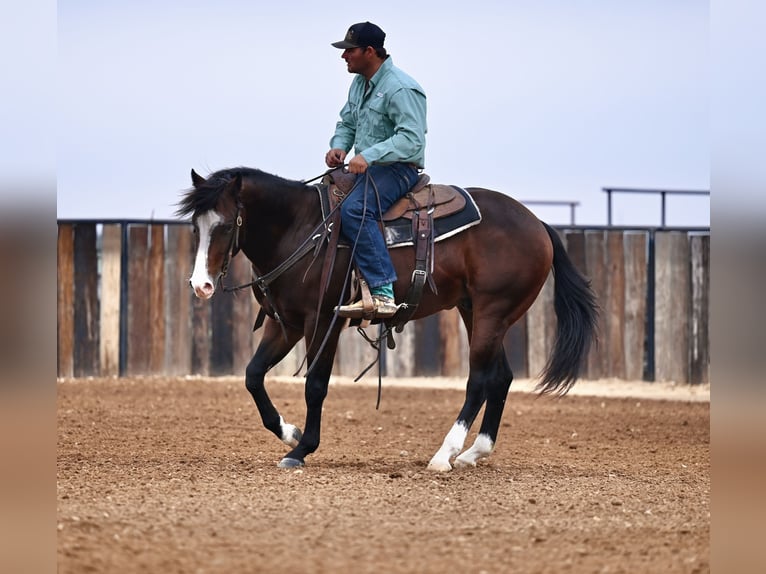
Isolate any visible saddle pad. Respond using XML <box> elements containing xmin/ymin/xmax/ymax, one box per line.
<box><xmin>314</xmin><ymin>183</ymin><xmax>482</xmax><ymax>249</ymax></box>
<box><xmin>383</xmin><ymin>185</ymin><xmax>482</xmax><ymax>248</ymax></box>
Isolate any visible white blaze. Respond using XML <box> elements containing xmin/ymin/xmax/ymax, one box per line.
<box><xmin>189</xmin><ymin>210</ymin><xmax>223</xmax><ymax>299</ymax></box>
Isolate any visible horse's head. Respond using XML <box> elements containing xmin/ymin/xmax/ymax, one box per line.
<box><xmin>178</xmin><ymin>169</ymin><xmax>243</xmax><ymax>299</ymax></box>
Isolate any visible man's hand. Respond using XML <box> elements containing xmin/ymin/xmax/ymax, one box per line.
<box><xmin>325</xmin><ymin>148</ymin><xmax>347</xmax><ymax>168</ymax></box>
<box><xmin>347</xmin><ymin>154</ymin><xmax>368</xmax><ymax>174</ymax></box>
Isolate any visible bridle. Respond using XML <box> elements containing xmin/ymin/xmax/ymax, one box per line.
<box><xmin>218</xmin><ymin>201</ymin><xmax>243</xmax><ymax>280</ymax></box>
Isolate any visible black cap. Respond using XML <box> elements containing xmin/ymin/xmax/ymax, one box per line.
<box><xmin>331</xmin><ymin>22</ymin><xmax>385</xmax><ymax>50</ymax></box>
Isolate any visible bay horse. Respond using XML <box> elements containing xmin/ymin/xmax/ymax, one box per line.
<box><xmin>178</xmin><ymin>167</ymin><xmax>598</xmax><ymax>471</ymax></box>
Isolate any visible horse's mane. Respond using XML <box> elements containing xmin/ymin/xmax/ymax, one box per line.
<box><xmin>176</xmin><ymin>167</ymin><xmax>305</xmax><ymax>218</ymax></box>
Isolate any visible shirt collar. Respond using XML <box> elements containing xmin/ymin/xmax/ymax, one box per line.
<box><xmin>367</xmin><ymin>56</ymin><xmax>393</xmax><ymax>90</ymax></box>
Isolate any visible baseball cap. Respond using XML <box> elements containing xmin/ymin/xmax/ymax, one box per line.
<box><xmin>331</xmin><ymin>22</ymin><xmax>386</xmax><ymax>50</ymax></box>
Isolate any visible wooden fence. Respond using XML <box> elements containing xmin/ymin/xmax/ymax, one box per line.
<box><xmin>57</xmin><ymin>221</ymin><xmax>710</xmax><ymax>384</ymax></box>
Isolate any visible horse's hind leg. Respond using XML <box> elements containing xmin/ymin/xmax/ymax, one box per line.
<box><xmin>426</xmin><ymin>307</ymin><xmax>485</xmax><ymax>471</ymax></box>
<box><xmin>427</xmin><ymin>311</ymin><xmax>512</xmax><ymax>471</ymax></box>
<box><xmin>454</xmin><ymin>351</ymin><xmax>513</xmax><ymax>467</ymax></box>
<box><xmin>245</xmin><ymin>319</ymin><xmax>304</xmax><ymax>449</ymax></box>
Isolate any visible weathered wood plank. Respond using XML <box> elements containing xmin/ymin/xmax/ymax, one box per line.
<box><xmin>623</xmin><ymin>232</ymin><xmax>648</xmax><ymax>381</ymax></box>
<box><xmin>605</xmin><ymin>231</ymin><xmax>626</xmax><ymax>379</ymax></box>
<box><xmin>526</xmin><ymin>271</ymin><xmax>554</xmax><ymax>381</ymax></box>
<box><xmin>210</xmin><ymin>279</ymin><xmax>234</xmax><ymax>376</ymax></box>
<box><xmin>165</xmin><ymin>225</ymin><xmax>193</xmax><ymax>375</ymax></box>
<box><xmin>585</xmin><ymin>231</ymin><xmax>607</xmax><ymax>379</ymax></box>
<box><xmin>99</xmin><ymin>225</ymin><xmax>122</xmax><ymax>377</ymax></box>
<box><xmin>384</xmin><ymin>322</ymin><xmax>415</xmax><ymax>378</ymax></box>
<box><xmin>149</xmin><ymin>225</ymin><xmax>166</xmax><ymax>374</ymax></box>
<box><xmin>564</xmin><ymin>230</ymin><xmax>587</xmax><ymax>275</ymax></box>
<box><xmin>230</xmin><ymin>254</ymin><xmax>257</xmax><ymax>374</ymax></box>
<box><xmin>505</xmin><ymin>320</ymin><xmax>528</xmax><ymax>379</ymax></box>
<box><xmin>127</xmin><ymin>225</ymin><xmax>150</xmax><ymax>375</ymax></box>
<box><xmin>73</xmin><ymin>224</ymin><xmax>100</xmax><ymax>377</ymax></box>
<box><xmin>271</xmin><ymin>338</ymin><xmax>306</xmax><ymax>377</ymax></box>
<box><xmin>654</xmin><ymin>232</ymin><xmax>690</xmax><ymax>383</ymax></box>
<box><xmin>689</xmin><ymin>234</ymin><xmax>710</xmax><ymax>384</ymax></box>
<box><xmin>562</xmin><ymin>230</ymin><xmax>589</xmax><ymax>381</ymax></box>
<box><xmin>191</xmin><ymin>290</ymin><xmax>211</xmax><ymax>376</ymax></box>
<box><xmin>414</xmin><ymin>314</ymin><xmax>442</xmax><ymax>376</ymax></box>
<box><xmin>439</xmin><ymin>308</ymin><xmax>465</xmax><ymax>377</ymax></box>
<box><xmin>57</xmin><ymin>225</ymin><xmax>75</xmax><ymax>378</ymax></box>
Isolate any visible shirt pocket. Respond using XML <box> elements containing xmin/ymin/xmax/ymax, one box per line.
<box><xmin>367</xmin><ymin>97</ymin><xmax>392</xmax><ymax>140</ymax></box>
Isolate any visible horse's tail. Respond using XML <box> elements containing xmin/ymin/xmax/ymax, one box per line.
<box><xmin>536</xmin><ymin>222</ymin><xmax>599</xmax><ymax>395</ymax></box>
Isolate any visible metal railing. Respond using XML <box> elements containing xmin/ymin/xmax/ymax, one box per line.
<box><xmin>521</xmin><ymin>200</ymin><xmax>580</xmax><ymax>225</ymax></box>
<box><xmin>602</xmin><ymin>187</ymin><xmax>710</xmax><ymax>227</ymax></box>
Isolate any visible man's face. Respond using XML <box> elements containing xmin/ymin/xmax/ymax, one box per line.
<box><xmin>341</xmin><ymin>47</ymin><xmax>370</xmax><ymax>75</ymax></box>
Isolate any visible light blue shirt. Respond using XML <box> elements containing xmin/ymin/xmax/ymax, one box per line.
<box><xmin>330</xmin><ymin>57</ymin><xmax>427</xmax><ymax>168</ymax></box>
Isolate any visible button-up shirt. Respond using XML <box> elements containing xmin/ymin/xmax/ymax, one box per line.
<box><xmin>330</xmin><ymin>57</ymin><xmax>427</xmax><ymax>168</ymax></box>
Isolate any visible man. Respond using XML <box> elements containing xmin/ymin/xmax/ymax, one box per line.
<box><xmin>326</xmin><ymin>21</ymin><xmax>427</xmax><ymax>319</ymax></box>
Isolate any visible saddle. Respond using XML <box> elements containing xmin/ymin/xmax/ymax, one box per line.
<box><xmin>382</xmin><ymin>176</ymin><xmax>466</xmax><ymax>222</ymax></box>
<box><xmin>318</xmin><ymin>167</ymin><xmax>480</xmax><ymax>329</ymax></box>
<box><xmin>329</xmin><ymin>169</ymin><xmax>466</xmax><ymax>223</ymax></box>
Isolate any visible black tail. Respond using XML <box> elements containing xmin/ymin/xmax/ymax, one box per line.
<box><xmin>537</xmin><ymin>223</ymin><xmax>599</xmax><ymax>395</ymax></box>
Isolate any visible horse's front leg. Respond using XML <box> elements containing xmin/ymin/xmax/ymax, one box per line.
<box><xmin>245</xmin><ymin>318</ymin><xmax>304</xmax><ymax>449</ymax></box>
<box><xmin>278</xmin><ymin>322</ymin><xmax>342</xmax><ymax>468</ymax></box>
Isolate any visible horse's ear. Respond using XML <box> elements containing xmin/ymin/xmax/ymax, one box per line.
<box><xmin>191</xmin><ymin>169</ymin><xmax>205</xmax><ymax>187</ymax></box>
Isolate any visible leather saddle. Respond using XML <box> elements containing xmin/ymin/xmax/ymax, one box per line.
<box><xmin>317</xmin><ymin>167</ymin><xmax>481</xmax><ymax>329</ymax></box>
<box><xmin>383</xmin><ymin>176</ymin><xmax>466</xmax><ymax>221</ymax></box>
<box><xmin>326</xmin><ymin>169</ymin><xmax>466</xmax><ymax>222</ymax></box>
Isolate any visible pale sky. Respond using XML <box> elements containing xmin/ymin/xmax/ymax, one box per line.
<box><xmin>55</xmin><ymin>1</ymin><xmax>710</xmax><ymax>226</ymax></box>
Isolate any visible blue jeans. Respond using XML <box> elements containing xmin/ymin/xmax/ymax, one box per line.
<box><xmin>339</xmin><ymin>163</ymin><xmax>419</xmax><ymax>289</ymax></box>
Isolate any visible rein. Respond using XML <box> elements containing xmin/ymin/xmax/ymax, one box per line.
<box><xmin>218</xmin><ymin>167</ymin><xmax>391</xmax><ymax>408</ymax></box>
<box><xmin>220</xmin><ymin>170</ymin><xmax>347</xmax><ymax>341</ymax></box>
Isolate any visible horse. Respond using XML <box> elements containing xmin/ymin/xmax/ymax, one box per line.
<box><xmin>177</xmin><ymin>166</ymin><xmax>598</xmax><ymax>471</ymax></box>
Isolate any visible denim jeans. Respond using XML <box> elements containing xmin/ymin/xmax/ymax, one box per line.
<box><xmin>339</xmin><ymin>162</ymin><xmax>419</xmax><ymax>289</ymax></box>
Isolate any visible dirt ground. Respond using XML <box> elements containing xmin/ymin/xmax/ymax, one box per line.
<box><xmin>57</xmin><ymin>376</ymin><xmax>709</xmax><ymax>574</ymax></box>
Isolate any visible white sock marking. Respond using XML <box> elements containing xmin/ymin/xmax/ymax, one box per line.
<box><xmin>455</xmin><ymin>433</ymin><xmax>495</xmax><ymax>467</ymax></box>
<box><xmin>279</xmin><ymin>416</ymin><xmax>300</xmax><ymax>447</ymax></box>
<box><xmin>427</xmin><ymin>421</ymin><xmax>469</xmax><ymax>472</ymax></box>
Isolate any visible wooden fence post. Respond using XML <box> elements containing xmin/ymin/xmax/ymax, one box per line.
<box><xmin>149</xmin><ymin>224</ymin><xmax>166</xmax><ymax>373</ymax></box>
<box><xmin>623</xmin><ymin>232</ymin><xmax>648</xmax><ymax>381</ymax></box>
<box><xmin>57</xmin><ymin>224</ymin><xmax>75</xmax><ymax>378</ymax></box>
<box><xmin>690</xmin><ymin>234</ymin><xmax>710</xmax><ymax>384</ymax></box>
<box><xmin>655</xmin><ymin>232</ymin><xmax>691</xmax><ymax>383</ymax></box>
<box><xmin>585</xmin><ymin>231</ymin><xmax>608</xmax><ymax>379</ymax></box>
<box><xmin>127</xmin><ymin>225</ymin><xmax>150</xmax><ymax>375</ymax></box>
<box><xmin>165</xmin><ymin>225</ymin><xmax>193</xmax><ymax>375</ymax></box>
<box><xmin>99</xmin><ymin>224</ymin><xmax>122</xmax><ymax>376</ymax></box>
<box><xmin>73</xmin><ymin>223</ymin><xmax>99</xmax><ymax>377</ymax></box>
<box><xmin>606</xmin><ymin>231</ymin><xmax>626</xmax><ymax>379</ymax></box>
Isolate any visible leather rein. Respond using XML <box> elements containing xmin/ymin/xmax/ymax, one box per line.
<box><xmin>218</xmin><ymin>176</ymin><xmax>344</xmax><ymax>341</ymax></box>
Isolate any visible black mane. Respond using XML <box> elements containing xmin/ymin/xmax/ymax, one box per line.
<box><xmin>176</xmin><ymin>167</ymin><xmax>304</xmax><ymax>218</ymax></box>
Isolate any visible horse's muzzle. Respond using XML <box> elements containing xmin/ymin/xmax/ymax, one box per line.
<box><xmin>191</xmin><ymin>279</ymin><xmax>215</xmax><ymax>299</ymax></box>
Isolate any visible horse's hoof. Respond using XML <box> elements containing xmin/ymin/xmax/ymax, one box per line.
<box><xmin>277</xmin><ymin>457</ymin><xmax>304</xmax><ymax>469</ymax></box>
<box><xmin>426</xmin><ymin>459</ymin><xmax>452</xmax><ymax>472</ymax></box>
<box><xmin>453</xmin><ymin>456</ymin><xmax>477</xmax><ymax>468</ymax></box>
